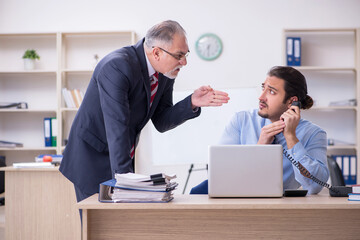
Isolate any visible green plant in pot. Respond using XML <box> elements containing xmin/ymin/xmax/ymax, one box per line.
<box><xmin>22</xmin><ymin>49</ymin><xmax>40</xmax><ymax>70</ymax></box>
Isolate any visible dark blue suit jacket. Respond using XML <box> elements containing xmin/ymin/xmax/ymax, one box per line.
<box><xmin>59</xmin><ymin>38</ymin><xmax>201</xmax><ymax>194</ymax></box>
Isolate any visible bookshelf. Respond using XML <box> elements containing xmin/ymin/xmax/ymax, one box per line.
<box><xmin>0</xmin><ymin>31</ymin><xmax>136</xmax><ymax>165</ymax></box>
<box><xmin>283</xmin><ymin>28</ymin><xmax>360</xmax><ymax>184</ymax></box>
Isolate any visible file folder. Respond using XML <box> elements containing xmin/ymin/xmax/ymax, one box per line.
<box><xmin>349</xmin><ymin>156</ymin><xmax>357</xmax><ymax>185</ymax></box>
<box><xmin>44</xmin><ymin>118</ymin><xmax>52</xmax><ymax>147</ymax></box>
<box><xmin>286</xmin><ymin>37</ymin><xmax>294</xmax><ymax>66</ymax></box>
<box><xmin>335</xmin><ymin>155</ymin><xmax>357</xmax><ymax>185</ymax></box>
<box><xmin>51</xmin><ymin>117</ymin><xmax>57</xmax><ymax>147</ymax></box>
<box><xmin>293</xmin><ymin>37</ymin><xmax>301</xmax><ymax>66</ymax></box>
<box><xmin>343</xmin><ymin>156</ymin><xmax>350</xmax><ymax>184</ymax></box>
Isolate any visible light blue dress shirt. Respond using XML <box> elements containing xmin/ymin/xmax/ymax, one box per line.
<box><xmin>220</xmin><ymin>109</ymin><xmax>329</xmax><ymax>194</ymax></box>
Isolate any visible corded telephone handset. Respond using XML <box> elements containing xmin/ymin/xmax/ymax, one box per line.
<box><xmin>282</xmin><ymin>101</ymin><xmax>353</xmax><ymax>197</ymax></box>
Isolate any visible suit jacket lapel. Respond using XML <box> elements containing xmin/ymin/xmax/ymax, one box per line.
<box><xmin>133</xmin><ymin>39</ymin><xmax>171</xmax><ymax>121</ymax></box>
<box><xmin>134</xmin><ymin>38</ymin><xmax>151</xmax><ymax>114</ymax></box>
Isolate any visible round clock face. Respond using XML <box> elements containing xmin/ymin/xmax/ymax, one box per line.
<box><xmin>195</xmin><ymin>33</ymin><xmax>223</xmax><ymax>61</ymax></box>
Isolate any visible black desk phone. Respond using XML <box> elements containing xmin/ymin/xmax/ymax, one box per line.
<box><xmin>282</xmin><ymin>101</ymin><xmax>353</xmax><ymax>197</ymax></box>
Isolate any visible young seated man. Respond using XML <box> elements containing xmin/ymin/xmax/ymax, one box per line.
<box><xmin>190</xmin><ymin>66</ymin><xmax>329</xmax><ymax>194</ymax></box>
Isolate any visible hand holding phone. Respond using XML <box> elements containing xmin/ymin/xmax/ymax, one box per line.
<box><xmin>280</xmin><ymin>101</ymin><xmax>301</xmax><ymax>148</ymax></box>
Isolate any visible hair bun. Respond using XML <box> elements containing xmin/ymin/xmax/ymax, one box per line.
<box><xmin>302</xmin><ymin>95</ymin><xmax>313</xmax><ymax>110</ymax></box>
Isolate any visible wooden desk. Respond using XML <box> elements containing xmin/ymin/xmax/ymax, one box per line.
<box><xmin>1</xmin><ymin>166</ymin><xmax>81</xmax><ymax>240</ymax></box>
<box><xmin>78</xmin><ymin>193</ymin><xmax>360</xmax><ymax>240</ymax></box>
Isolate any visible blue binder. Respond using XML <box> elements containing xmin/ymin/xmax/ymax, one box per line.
<box><xmin>286</xmin><ymin>37</ymin><xmax>294</xmax><ymax>66</ymax></box>
<box><xmin>349</xmin><ymin>155</ymin><xmax>357</xmax><ymax>185</ymax></box>
<box><xmin>336</xmin><ymin>155</ymin><xmax>357</xmax><ymax>185</ymax></box>
<box><xmin>44</xmin><ymin>118</ymin><xmax>52</xmax><ymax>147</ymax></box>
<box><xmin>293</xmin><ymin>37</ymin><xmax>301</xmax><ymax>66</ymax></box>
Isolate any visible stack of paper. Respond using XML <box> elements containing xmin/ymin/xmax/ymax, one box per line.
<box><xmin>99</xmin><ymin>173</ymin><xmax>178</xmax><ymax>203</ymax></box>
<box><xmin>13</xmin><ymin>162</ymin><xmax>54</xmax><ymax>168</ymax></box>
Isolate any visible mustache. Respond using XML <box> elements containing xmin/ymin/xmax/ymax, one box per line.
<box><xmin>172</xmin><ymin>65</ymin><xmax>182</xmax><ymax>71</ymax></box>
<box><xmin>259</xmin><ymin>101</ymin><xmax>268</xmax><ymax>107</ymax></box>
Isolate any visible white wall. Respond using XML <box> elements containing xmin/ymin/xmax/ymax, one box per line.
<box><xmin>1</xmin><ymin>0</ymin><xmax>360</xmax><ymax>193</ymax></box>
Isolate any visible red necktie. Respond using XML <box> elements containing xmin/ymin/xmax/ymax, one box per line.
<box><xmin>150</xmin><ymin>72</ymin><xmax>159</xmax><ymax>107</ymax></box>
<box><xmin>130</xmin><ymin>72</ymin><xmax>159</xmax><ymax>159</ymax></box>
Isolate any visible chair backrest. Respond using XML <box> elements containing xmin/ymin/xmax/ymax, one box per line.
<box><xmin>327</xmin><ymin>156</ymin><xmax>345</xmax><ymax>186</ymax></box>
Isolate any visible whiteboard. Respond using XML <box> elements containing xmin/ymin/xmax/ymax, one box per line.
<box><xmin>150</xmin><ymin>88</ymin><xmax>258</xmax><ymax>165</ymax></box>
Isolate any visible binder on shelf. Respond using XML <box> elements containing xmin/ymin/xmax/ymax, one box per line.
<box><xmin>62</xmin><ymin>88</ymin><xmax>74</xmax><ymax>108</ymax></box>
<box><xmin>335</xmin><ymin>156</ymin><xmax>342</xmax><ymax>170</ymax></box>
<box><xmin>349</xmin><ymin>156</ymin><xmax>357</xmax><ymax>185</ymax></box>
<box><xmin>293</xmin><ymin>37</ymin><xmax>301</xmax><ymax>66</ymax></box>
<box><xmin>333</xmin><ymin>155</ymin><xmax>357</xmax><ymax>185</ymax></box>
<box><xmin>66</xmin><ymin>88</ymin><xmax>76</xmax><ymax>108</ymax></box>
<box><xmin>286</xmin><ymin>37</ymin><xmax>301</xmax><ymax>66</ymax></box>
<box><xmin>62</xmin><ymin>87</ymin><xmax>84</xmax><ymax>108</ymax></box>
<box><xmin>51</xmin><ymin>117</ymin><xmax>57</xmax><ymax>147</ymax></box>
<box><xmin>343</xmin><ymin>156</ymin><xmax>350</xmax><ymax>183</ymax></box>
<box><xmin>74</xmin><ymin>89</ymin><xmax>82</xmax><ymax>108</ymax></box>
<box><xmin>70</xmin><ymin>90</ymin><xmax>79</xmax><ymax>108</ymax></box>
<box><xmin>286</xmin><ymin>37</ymin><xmax>294</xmax><ymax>66</ymax></box>
<box><xmin>44</xmin><ymin>117</ymin><xmax>52</xmax><ymax>147</ymax></box>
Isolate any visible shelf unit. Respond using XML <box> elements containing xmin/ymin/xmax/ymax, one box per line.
<box><xmin>0</xmin><ymin>31</ymin><xmax>136</xmax><ymax>165</ymax></box>
<box><xmin>283</xmin><ymin>28</ymin><xmax>360</xmax><ymax>184</ymax></box>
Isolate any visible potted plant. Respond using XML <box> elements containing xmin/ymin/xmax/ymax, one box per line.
<box><xmin>22</xmin><ymin>49</ymin><xmax>40</xmax><ymax>70</ymax></box>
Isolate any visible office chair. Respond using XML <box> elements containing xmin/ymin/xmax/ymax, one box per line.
<box><xmin>327</xmin><ymin>156</ymin><xmax>345</xmax><ymax>186</ymax></box>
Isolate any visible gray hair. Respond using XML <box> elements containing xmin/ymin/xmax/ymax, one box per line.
<box><xmin>144</xmin><ymin>20</ymin><xmax>186</xmax><ymax>48</ymax></box>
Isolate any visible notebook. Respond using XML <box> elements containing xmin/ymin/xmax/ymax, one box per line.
<box><xmin>208</xmin><ymin>145</ymin><xmax>283</xmax><ymax>197</ymax></box>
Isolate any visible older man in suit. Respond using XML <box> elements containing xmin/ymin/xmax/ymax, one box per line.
<box><xmin>59</xmin><ymin>20</ymin><xmax>229</xmax><ymax>203</ymax></box>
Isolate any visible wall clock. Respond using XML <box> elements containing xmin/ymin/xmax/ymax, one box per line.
<box><xmin>195</xmin><ymin>33</ymin><xmax>223</xmax><ymax>61</ymax></box>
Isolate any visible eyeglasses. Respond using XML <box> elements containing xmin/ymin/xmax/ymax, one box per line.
<box><xmin>152</xmin><ymin>46</ymin><xmax>190</xmax><ymax>61</ymax></box>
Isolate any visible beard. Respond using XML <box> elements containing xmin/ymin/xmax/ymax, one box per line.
<box><xmin>258</xmin><ymin>101</ymin><xmax>269</xmax><ymax>119</ymax></box>
<box><xmin>258</xmin><ymin>100</ymin><xmax>289</xmax><ymax>122</ymax></box>
<box><xmin>163</xmin><ymin>65</ymin><xmax>182</xmax><ymax>79</ymax></box>
<box><xmin>257</xmin><ymin>111</ymin><xmax>269</xmax><ymax>119</ymax></box>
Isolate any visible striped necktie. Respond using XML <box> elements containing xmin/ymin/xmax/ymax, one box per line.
<box><xmin>130</xmin><ymin>72</ymin><xmax>159</xmax><ymax>160</ymax></box>
<box><xmin>150</xmin><ymin>72</ymin><xmax>159</xmax><ymax>107</ymax></box>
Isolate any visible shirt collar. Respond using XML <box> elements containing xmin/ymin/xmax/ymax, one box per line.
<box><xmin>144</xmin><ymin>48</ymin><xmax>156</xmax><ymax>78</ymax></box>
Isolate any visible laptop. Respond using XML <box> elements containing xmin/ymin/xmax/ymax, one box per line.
<box><xmin>208</xmin><ymin>145</ymin><xmax>283</xmax><ymax>197</ymax></box>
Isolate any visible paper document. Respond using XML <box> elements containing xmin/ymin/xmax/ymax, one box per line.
<box><xmin>99</xmin><ymin>172</ymin><xmax>178</xmax><ymax>203</ymax></box>
<box><xmin>13</xmin><ymin>162</ymin><xmax>54</xmax><ymax>168</ymax></box>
